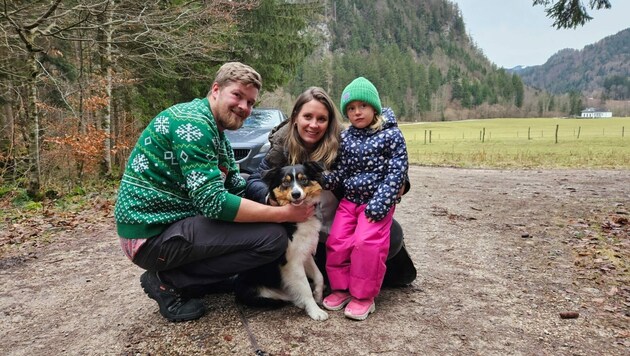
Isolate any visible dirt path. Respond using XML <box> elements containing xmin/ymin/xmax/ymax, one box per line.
<box><xmin>1</xmin><ymin>166</ymin><xmax>629</xmax><ymax>355</ymax></box>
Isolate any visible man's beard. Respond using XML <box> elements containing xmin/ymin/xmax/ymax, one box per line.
<box><xmin>217</xmin><ymin>109</ymin><xmax>245</xmax><ymax>131</ymax></box>
<box><xmin>220</xmin><ymin>115</ymin><xmax>243</xmax><ymax>131</ymax></box>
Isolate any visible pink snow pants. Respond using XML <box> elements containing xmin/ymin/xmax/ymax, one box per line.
<box><xmin>325</xmin><ymin>198</ymin><xmax>395</xmax><ymax>299</ymax></box>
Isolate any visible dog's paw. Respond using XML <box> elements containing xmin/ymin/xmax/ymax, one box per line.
<box><xmin>307</xmin><ymin>307</ymin><xmax>329</xmax><ymax>321</ymax></box>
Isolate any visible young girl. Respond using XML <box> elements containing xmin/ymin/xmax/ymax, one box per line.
<box><xmin>322</xmin><ymin>77</ymin><xmax>409</xmax><ymax>320</ymax></box>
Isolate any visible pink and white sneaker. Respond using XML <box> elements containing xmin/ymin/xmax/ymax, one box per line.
<box><xmin>344</xmin><ymin>298</ymin><xmax>375</xmax><ymax>321</ymax></box>
<box><xmin>322</xmin><ymin>291</ymin><xmax>352</xmax><ymax>311</ymax></box>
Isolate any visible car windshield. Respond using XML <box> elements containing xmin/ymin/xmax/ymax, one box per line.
<box><xmin>242</xmin><ymin>110</ymin><xmax>284</xmax><ymax>129</ymax></box>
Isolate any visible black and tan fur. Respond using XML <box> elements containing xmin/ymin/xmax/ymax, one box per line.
<box><xmin>234</xmin><ymin>162</ymin><xmax>328</xmax><ymax>321</ymax></box>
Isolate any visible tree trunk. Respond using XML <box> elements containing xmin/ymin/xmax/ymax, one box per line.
<box><xmin>26</xmin><ymin>53</ymin><xmax>41</xmax><ymax>197</ymax></box>
<box><xmin>1</xmin><ymin>97</ymin><xmax>16</xmax><ymax>179</ymax></box>
<box><xmin>101</xmin><ymin>0</ymin><xmax>114</xmax><ymax>178</ymax></box>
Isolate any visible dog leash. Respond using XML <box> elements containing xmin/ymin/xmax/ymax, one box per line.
<box><xmin>237</xmin><ymin>305</ymin><xmax>269</xmax><ymax>356</ymax></box>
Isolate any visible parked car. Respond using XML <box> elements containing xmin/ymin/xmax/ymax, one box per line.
<box><xmin>224</xmin><ymin>108</ymin><xmax>287</xmax><ymax>175</ymax></box>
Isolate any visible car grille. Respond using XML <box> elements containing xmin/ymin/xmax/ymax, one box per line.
<box><xmin>232</xmin><ymin>149</ymin><xmax>251</xmax><ymax>161</ymax></box>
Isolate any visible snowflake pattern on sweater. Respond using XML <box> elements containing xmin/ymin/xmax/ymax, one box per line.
<box><xmin>323</xmin><ymin>107</ymin><xmax>408</xmax><ymax>221</ymax></box>
<box><xmin>114</xmin><ymin>98</ymin><xmax>245</xmax><ymax>239</ymax></box>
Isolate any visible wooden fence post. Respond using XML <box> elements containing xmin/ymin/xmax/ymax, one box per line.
<box><xmin>555</xmin><ymin>124</ymin><xmax>559</xmax><ymax>144</ymax></box>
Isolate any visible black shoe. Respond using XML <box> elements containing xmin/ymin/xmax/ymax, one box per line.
<box><xmin>140</xmin><ymin>271</ymin><xmax>206</xmax><ymax>322</ymax></box>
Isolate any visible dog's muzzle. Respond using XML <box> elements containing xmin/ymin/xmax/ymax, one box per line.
<box><xmin>290</xmin><ymin>187</ymin><xmax>306</xmax><ymax>205</ymax></box>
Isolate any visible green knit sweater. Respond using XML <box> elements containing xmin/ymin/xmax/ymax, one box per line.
<box><xmin>114</xmin><ymin>98</ymin><xmax>245</xmax><ymax>239</ymax></box>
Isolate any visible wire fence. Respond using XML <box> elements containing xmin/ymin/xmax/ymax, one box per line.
<box><xmin>400</xmin><ymin>119</ymin><xmax>630</xmax><ymax>168</ymax></box>
<box><xmin>405</xmin><ymin>125</ymin><xmax>627</xmax><ymax>144</ymax></box>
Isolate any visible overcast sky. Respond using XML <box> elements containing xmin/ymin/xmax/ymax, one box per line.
<box><xmin>451</xmin><ymin>0</ymin><xmax>630</xmax><ymax>69</ymax></box>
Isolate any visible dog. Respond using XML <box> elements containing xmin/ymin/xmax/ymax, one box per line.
<box><xmin>234</xmin><ymin>162</ymin><xmax>328</xmax><ymax>321</ymax></box>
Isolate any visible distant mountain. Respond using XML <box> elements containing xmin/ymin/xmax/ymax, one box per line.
<box><xmin>516</xmin><ymin>28</ymin><xmax>630</xmax><ymax>99</ymax></box>
<box><xmin>283</xmin><ymin>0</ymin><xmax>526</xmax><ymax>120</ymax></box>
<box><xmin>507</xmin><ymin>65</ymin><xmax>529</xmax><ymax>73</ymax></box>
<box><xmin>272</xmin><ymin>0</ymin><xmax>630</xmax><ymax>118</ymax></box>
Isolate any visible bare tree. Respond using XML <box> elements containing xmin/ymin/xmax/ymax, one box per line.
<box><xmin>0</xmin><ymin>0</ymin><xmax>109</xmax><ymax>195</ymax></box>
<box><xmin>0</xmin><ymin>0</ymin><xmax>258</xmax><ymax>194</ymax></box>
<box><xmin>101</xmin><ymin>0</ymin><xmax>113</xmax><ymax>177</ymax></box>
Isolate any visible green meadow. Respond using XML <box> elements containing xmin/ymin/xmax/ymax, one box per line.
<box><xmin>399</xmin><ymin>118</ymin><xmax>630</xmax><ymax>169</ymax></box>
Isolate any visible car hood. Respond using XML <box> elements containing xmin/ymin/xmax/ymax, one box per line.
<box><xmin>224</xmin><ymin>127</ymin><xmax>270</xmax><ymax>144</ymax></box>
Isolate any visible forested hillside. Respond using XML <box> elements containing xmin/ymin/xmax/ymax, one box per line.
<box><xmin>516</xmin><ymin>28</ymin><xmax>630</xmax><ymax>99</ymax></box>
<box><xmin>282</xmin><ymin>0</ymin><xmax>525</xmax><ymax>121</ymax></box>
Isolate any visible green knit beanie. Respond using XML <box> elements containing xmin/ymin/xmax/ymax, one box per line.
<box><xmin>340</xmin><ymin>77</ymin><xmax>382</xmax><ymax>117</ymax></box>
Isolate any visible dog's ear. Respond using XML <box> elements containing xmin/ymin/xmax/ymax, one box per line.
<box><xmin>303</xmin><ymin>161</ymin><xmax>324</xmax><ymax>184</ymax></box>
<box><xmin>303</xmin><ymin>161</ymin><xmax>324</xmax><ymax>174</ymax></box>
<box><xmin>261</xmin><ymin>167</ymin><xmax>281</xmax><ymax>187</ymax></box>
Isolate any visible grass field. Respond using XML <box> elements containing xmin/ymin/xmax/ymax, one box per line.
<box><xmin>400</xmin><ymin>117</ymin><xmax>630</xmax><ymax>169</ymax></box>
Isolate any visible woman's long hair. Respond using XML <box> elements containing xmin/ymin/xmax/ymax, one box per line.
<box><xmin>286</xmin><ymin>87</ymin><xmax>342</xmax><ymax>169</ymax></box>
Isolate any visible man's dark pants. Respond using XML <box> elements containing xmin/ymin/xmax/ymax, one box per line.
<box><xmin>132</xmin><ymin>215</ymin><xmax>287</xmax><ymax>289</ymax></box>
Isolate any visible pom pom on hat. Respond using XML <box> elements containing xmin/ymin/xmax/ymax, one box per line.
<box><xmin>340</xmin><ymin>77</ymin><xmax>382</xmax><ymax>117</ymax></box>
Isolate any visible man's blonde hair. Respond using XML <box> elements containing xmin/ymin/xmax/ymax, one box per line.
<box><xmin>210</xmin><ymin>62</ymin><xmax>262</xmax><ymax>93</ymax></box>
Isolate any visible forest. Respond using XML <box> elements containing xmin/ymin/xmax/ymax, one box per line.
<box><xmin>0</xmin><ymin>0</ymin><xmax>320</xmax><ymax>196</ymax></box>
<box><xmin>0</xmin><ymin>0</ymin><xmax>623</xmax><ymax>197</ymax></box>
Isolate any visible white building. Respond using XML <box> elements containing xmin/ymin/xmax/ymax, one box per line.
<box><xmin>581</xmin><ymin>107</ymin><xmax>613</xmax><ymax>118</ymax></box>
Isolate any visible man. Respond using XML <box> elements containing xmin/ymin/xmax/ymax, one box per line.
<box><xmin>114</xmin><ymin>62</ymin><xmax>314</xmax><ymax>322</ymax></box>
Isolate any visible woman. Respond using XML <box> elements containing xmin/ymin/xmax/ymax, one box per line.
<box><xmin>245</xmin><ymin>86</ymin><xmax>416</xmax><ymax>287</ymax></box>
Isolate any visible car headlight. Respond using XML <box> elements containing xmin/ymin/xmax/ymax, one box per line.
<box><xmin>259</xmin><ymin>141</ymin><xmax>271</xmax><ymax>154</ymax></box>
